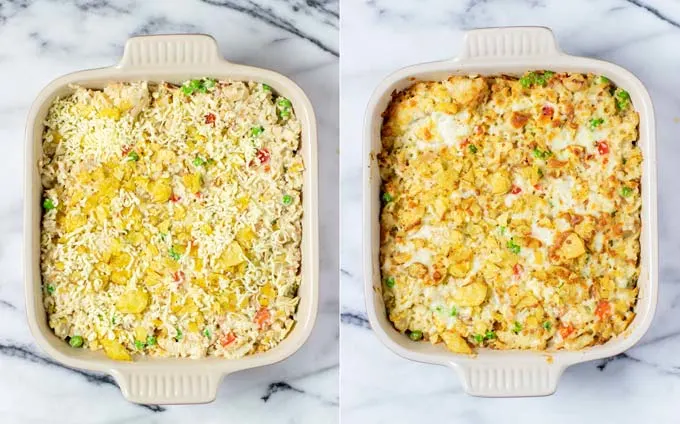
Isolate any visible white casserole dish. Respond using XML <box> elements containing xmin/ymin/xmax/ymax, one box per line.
<box><xmin>363</xmin><ymin>27</ymin><xmax>657</xmax><ymax>397</ymax></box>
<box><xmin>24</xmin><ymin>34</ymin><xmax>319</xmax><ymax>405</ymax></box>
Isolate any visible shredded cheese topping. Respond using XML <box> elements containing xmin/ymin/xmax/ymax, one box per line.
<box><xmin>41</xmin><ymin>80</ymin><xmax>303</xmax><ymax>360</ymax></box>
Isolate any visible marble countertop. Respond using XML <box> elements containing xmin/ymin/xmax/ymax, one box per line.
<box><xmin>341</xmin><ymin>0</ymin><xmax>680</xmax><ymax>422</ymax></box>
<box><xmin>0</xmin><ymin>1</ymin><xmax>338</xmax><ymax>423</ymax></box>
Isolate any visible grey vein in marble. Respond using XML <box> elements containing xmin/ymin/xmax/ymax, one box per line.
<box><xmin>198</xmin><ymin>0</ymin><xmax>338</xmax><ymax>55</ymax></box>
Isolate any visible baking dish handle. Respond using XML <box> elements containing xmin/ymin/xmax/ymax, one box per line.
<box><xmin>459</xmin><ymin>27</ymin><xmax>562</xmax><ymax>61</ymax></box>
<box><xmin>454</xmin><ymin>362</ymin><xmax>564</xmax><ymax>397</ymax></box>
<box><xmin>112</xmin><ymin>369</ymin><xmax>223</xmax><ymax>404</ymax></box>
<box><xmin>118</xmin><ymin>34</ymin><xmax>223</xmax><ymax>69</ymax></box>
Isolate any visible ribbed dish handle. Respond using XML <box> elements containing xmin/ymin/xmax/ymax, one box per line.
<box><xmin>456</xmin><ymin>362</ymin><xmax>564</xmax><ymax>397</ymax></box>
<box><xmin>460</xmin><ymin>27</ymin><xmax>561</xmax><ymax>60</ymax></box>
<box><xmin>118</xmin><ymin>34</ymin><xmax>222</xmax><ymax>68</ymax></box>
<box><xmin>112</xmin><ymin>370</ymin><xmax>222</xmax><ymax>404</ymax></box>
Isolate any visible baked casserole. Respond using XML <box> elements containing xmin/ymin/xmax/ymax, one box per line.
<box><xmin>40</xmin><ymin>79</ymin><xmax>303</xmax><ymax>360</ymax></box>
<box><xmin>379</xmin><ymin>72</ymin><xmax>641</xmax><ymax>353</ymax></box>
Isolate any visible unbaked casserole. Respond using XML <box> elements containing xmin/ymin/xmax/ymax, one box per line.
<box><xmin>379</xmin><ymin>71</ymin><xmax>641</xmax><ymax>353</ymax></box>
<box><xmin>40</xmin><ymin>79</ymin><xmax>303</xmax><ymax>360</ymax></box>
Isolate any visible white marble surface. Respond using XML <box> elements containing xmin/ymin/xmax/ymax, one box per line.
<box><xmin>0</xmin><ymin>1</ymin><xmax>338</xmax><ymax>423</ymax></box>
<box><xmin>341</xmin><ymin>0</ymin><xmax>680</xmax><ymax>422</ymax></box>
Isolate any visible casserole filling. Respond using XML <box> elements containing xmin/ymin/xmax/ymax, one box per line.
<box><xmin>379</xmin><ymin>72</ymin><xmax>641</xmax><ymax>352</ymax></box>
<box><xmin>40</xmin><ymin>80</ymin><xmax>303</xmax><ymax>360</ymax></box>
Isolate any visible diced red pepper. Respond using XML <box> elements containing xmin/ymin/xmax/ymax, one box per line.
<box><xmin>172</xmin><ymin>271</ymin><xmax>185</xmax><ymax>282</ymax></box>
<box><xmin>511</xmin><ymin>185</ymin><xmax>522</xmax><ymax>195</ymax></box>
<box><xmin>533</xmin><ymin>184</ymin><xmax>541</xmax><ymax>191</ymax></box>
<box><xmin>220</xmin><ymin>332</ymin><xmax>236</xmax><ymax>347</ymax></box>
<box><xmin>170</xmin><ymin>193</ymin><xmax>181</xmax><ymax>202</ymax></box>
<box><xmin>195</xmin><ymin>192</ymin><xmax>203</xmax><ymax>199</ymax></box>
<box><xmin>121</xmin><ymin>145</ymin><xmax>132</xmax><ymax>156</ymax></box>
<box><xmin>595</xmin><ymin>300</ymin><xmax>611</xmax><ymax>320</ymax></box>
<box><xmin>254</xmin><ymin>307</ymin><xmax>271</xmax><ymax>329</ymax></box>
<box><xmin>597</xmin><ymin>141</ymin><xmax>609</xmax><ymax>155</ymax></box>
<box><xmin>205</xmin><ymin>113</ymin><xmax>216</xmax><ymax>124</ymax></box>
<box><xmin>513</xmin><ymin>263</ymin><xmax>523</xmax><ymax>276</ymax></box>
<box><xmin>542</xmin><ymin>105</ymin><xmax>554</xmax><ymax>117</ymax></box>
<box><xmin>256</xmin><ymin>148</ymin><xmax>270</xmax><ymax>165</ymax></box>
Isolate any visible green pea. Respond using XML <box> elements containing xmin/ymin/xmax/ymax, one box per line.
<box><xmin>262</xmin><ymin>83</ymin><xmax>272</xmax><ymax>92</ymax></box>
<box><xmin>181</xmin><ymin>84</ymin><xmax>194</xmax><ymax>95</ymax></box>
<box><xmin>450</xmin><ymin>306</ymin><xmax>458</xmax><ymax>317</ymax></box>
<box><xmin>532</xmin><ymin>148</ymin><xmax>550</xmax><ymax>159</ymax></box>
<box><xmin>382</xmin><ymin>192</ymin><xmax>393</xmax><ymax>203</ymax></box>
<box><xmin>408</xmin><ymin>330</ymin><xmax>423</xmax><ymax>341</ymax></box>
<box><xmin>69</xmin><ymin>336</ymin><xmax>84</xmax><ymax>348</ymax></box>
<box><xmin>175</xmin><ymin>327</ymin><xmax>183</xmax><ymax>341</ymax></box>
<box><xmin>134</xmin><ymin>340</ymin><xmax>145</xmax><ymax>350</ymax></box>
<box><xmin>620</xmin><ymin>187</ymin><xmax>633</xmax><ymax>197</ymax></box>
<box><xmin>512</xmin><ymin>321</ymin><xmax>523</xmax><ymax>334</ymax></box>
<box><xmin>473</xmin><ymin>334</ymin><xmax>484</xmax><ymax>344</ymax></box>
<box><xmin>251</xmin><ymin>126</ymin><xmax>265</xmax><ymax>137</ymax></box>
<box><xmin>507</xmin><ymin>239</ymin><xmax>521</xmax><ymax>254</ymax></box>
<box><xmin>596</xmin><ymin>75</ymin><xmax>610</xmax><ymax>85</ymax></box>
<box><xmin>146</xmin><ymin>336</ymin><xmax>157</xmax><ymax>346</ymax></box>
<box><xmin>278</xmin><ymin>108</ymin><xmax>291</xmax><ymax>119</ymax></box>
<box><xmin>589</xmin><ymin>118</ymin><xmax>604</xmax><ymax>130</ymax></box>
<box><xmin>543</xmin><ymin>321</ymin><xmax>552</xmax><ymax>331</ymax></box>
<box><xmin>203</xmin><ymin>328</ymin><xmax>212</xmax><ymax>338</ymax></box>
<box><xmin>42</xmin><ymin>198</ymin><xmax>56</xmax><ymax>211</ymax></box>
<box><xmin>203</xmin><ymin>78</ymin><xmax>216</xmax><ymax>89</ymax></box>
<box><xmin>46</xmin><ymin>284</ymin><xmax>55</xmax><ymax>294</ymax></box>
<box><xmin>615</xmin><ymin>88</ymin><xmax>630</xmax><ymax>110</ymax></box>
<box><xmin>277</xmin><ymin>98</ymin><xmax>292</xmax><ymax>109</ymax></box>
<box><xmin>193</xmin><ymin>156</ymin><xmax>207</xmax><ymax>166</ymax></box>
<box><xmin>169</xmin><ymin>247</ymin><xmax>180</xmax><ymax>261</ymax></box>
<box><xmin>282</xmin><ymin>194</ymin><xmax>293</xmax><ymax>205</ymax></box>
<box><xmin>385</xmin><ymin>276</ymin><xmax>395</xmax><ymax>288</ymax></box>
<box><xmin>484</xmin><ymin>331</ymin><xmax>496</xmax><ymax>340</ymax></box>
<box><xmin>468</xmin><ymin>144</ymin><xmax>478</xmax><ymax>154</ymax></box>
<box><xmin>127</xmin><ymin>151</ymin><xmax>140</xmax><ymax>162</ymax></box>
<box><xmin>519</xmin><ymin>74</ymin><xmax>534</xmax><ymax>88</ymax></box>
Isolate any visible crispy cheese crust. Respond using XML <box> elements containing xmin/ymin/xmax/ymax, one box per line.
<box><xmin>379</xmin><ymin>72</ymin><xmax>641</xmax><ymax>353</ymax></box>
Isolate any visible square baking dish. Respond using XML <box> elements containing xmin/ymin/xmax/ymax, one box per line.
<box><xmin>24</xmin><ymin>34</ymin><xmax>318</xmax><ymax>405</ymax></box>
<box><xmin>363</xmin><ymin>27</ymin><xmax>657</xmax><ymax>397</ymax></box>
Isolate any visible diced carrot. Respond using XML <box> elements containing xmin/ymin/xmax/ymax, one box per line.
<box><xmin>204</xmin><ymin>113</ymin><xmax>216</xmax><ymax>124</ymax></box>
<box><xmin>254</xmin><ymin>307</ymin><xmax>271</xmax><ymax>329</ymax></box>
<box><xmin>559</xmin><ymin>324</ymin><xmax>575</xmax><ymax>339</ymax></box>
<box><xmin>220</xmin><ymin>332</ymin><xmax>236</xmax><ymax>347</ymax></box>
<box><xmin>595</xmin><ymin>300</ymin><xmax>611</xmax><ymax>320</ymax></box>
<box><xmin>513</xmin><ymin>263</ymin><xmax>523</xmax><ymax>276</ymax></box>
<box><xmin>172</xmin><ymin>271</ymin><xmax>185</xmax><ymax>282</ymax></box>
